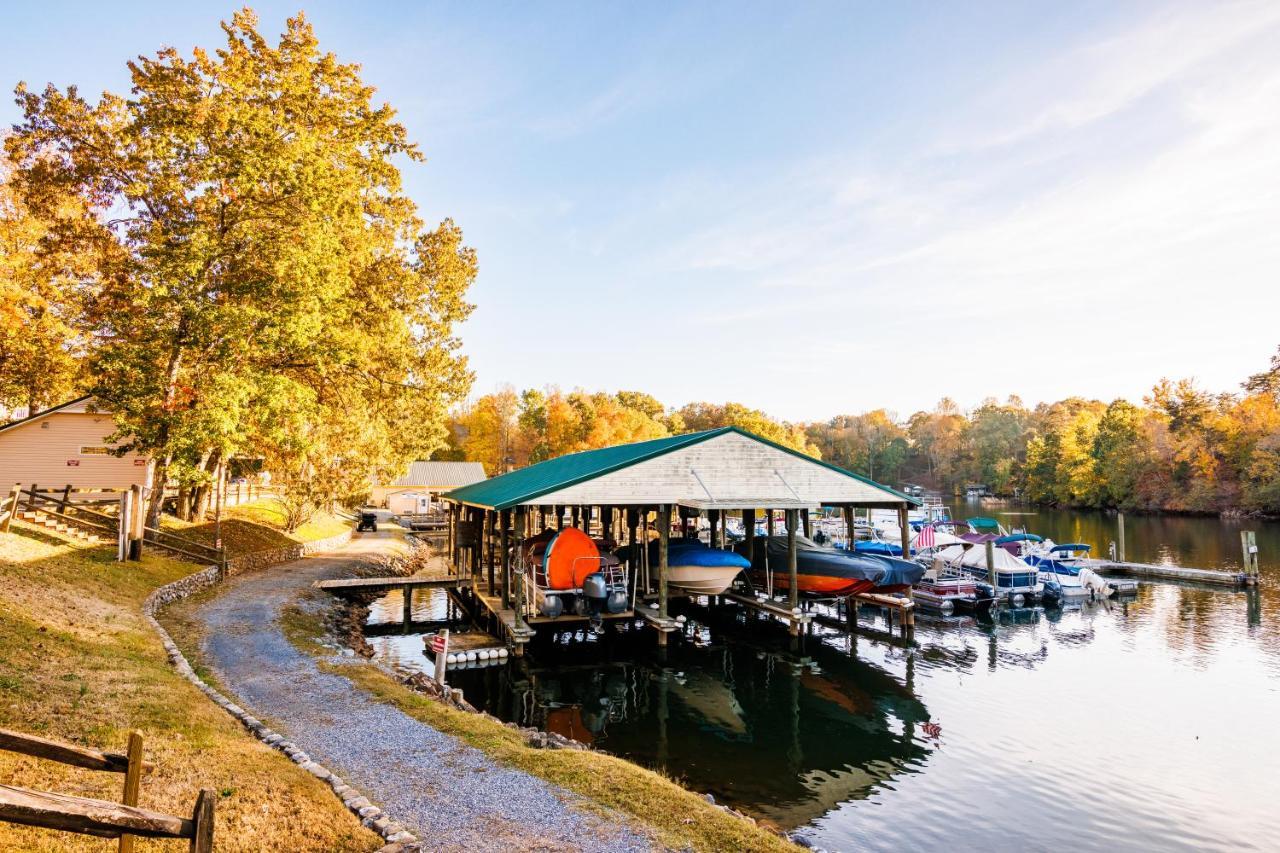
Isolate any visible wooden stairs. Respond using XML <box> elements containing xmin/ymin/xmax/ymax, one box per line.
<box><xmin>19</xmin><ymin>510</ymin><xmax>107</xmax><ymax>545</ymax></box>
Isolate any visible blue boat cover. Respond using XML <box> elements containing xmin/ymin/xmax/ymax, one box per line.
<box><xmin>854</xmin><ymin>541</ymin><xmax>903</xmax><ymax>557</ymax></box>
<box><xmin>1049</xmin><ymin>543</ymin><xmax>1091</xmax><ymax>553</ymax></box>
<box><xmin>996</xmin><ymin>533</ymin><xmax>1043</xmax><ymax>544</ymax></box>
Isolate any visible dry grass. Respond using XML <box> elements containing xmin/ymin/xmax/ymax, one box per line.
<box><xmin>0</xmin><ymin>523</ymin><xmax>381</xmax><ymax>852</ymax></box>
<box><xmin>278</xmin><ymin>607</ymin><xmax>798</xmax><ymax>853</ymax></box>
<box><xmin>162</xmin><ymin>499</ymin><xmax>351</xmax><ymax>555</ymax></box>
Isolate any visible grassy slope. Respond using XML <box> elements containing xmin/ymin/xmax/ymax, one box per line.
<box><xmin>0</xmin><ymin>521</ymin><xmax>379</xmax><ymax>852</ymax></box>
<box><xmin>162</xmin><ymin>499</ymin><xmax>351</xmax><ymax>555</ymax></box>
<box><xmin>277</xmin><ymin>606</ymin><xmax>798</xmax><ymax>853</ymax></box>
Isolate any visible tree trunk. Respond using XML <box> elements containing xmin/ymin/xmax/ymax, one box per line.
<box><xmin>144</xmin><ymin>334</ymin><xmax>187</xmax><ymax>529</ymax></box>
<box><xmin>174</xmin><ymin>487</ymin><xmax>191</xmax><ymax>521</ymax></box>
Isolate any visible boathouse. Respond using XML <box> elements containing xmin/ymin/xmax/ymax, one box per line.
<box><xmin>440</xmin><ymin>426</ymin><xmax>919</xmax><ymax>649</ymax></box>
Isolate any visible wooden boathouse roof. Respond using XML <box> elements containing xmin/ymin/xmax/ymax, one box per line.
<box><xmin>442</xmin><ymin>426</ymin><xmax>920</xmax><ymax>511</ymax></box>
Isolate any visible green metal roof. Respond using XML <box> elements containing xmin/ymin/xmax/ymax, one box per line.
<box><xmin>443</xmin><ymin>426</ymin><xmax>920</xmax><ymax>510</ymax></box>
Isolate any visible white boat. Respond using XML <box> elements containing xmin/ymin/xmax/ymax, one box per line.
<box><xmin>924</xmin><ymin>542</ymin><xmax>1043</xmax><ymax>599</ymax></box>
<box><xmin>668</xmin><ymin>563</ymin><xmax>745</xmax><ymax>595</ymax></box>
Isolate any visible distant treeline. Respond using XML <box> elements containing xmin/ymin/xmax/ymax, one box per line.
<box><xmin>443</xmin><ymin>347</ymin><xmax>1280</xmax><ymax>516</ymax></box>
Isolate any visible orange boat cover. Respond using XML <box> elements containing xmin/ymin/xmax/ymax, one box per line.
<box><xmin>543</xmin><ymin>527</ymin><xmax>601</xmax><ymax>590</ymax></box>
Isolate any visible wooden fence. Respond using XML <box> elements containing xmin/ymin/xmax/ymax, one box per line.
<box><xmin>0</xmin><ymin>727</ymin><xmax>213</xmax><ymax>851</ymax></box>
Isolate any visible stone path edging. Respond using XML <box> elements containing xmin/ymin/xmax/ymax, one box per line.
<box><xmin>140</xmin><ymin>529</ymin><xmax>418</xmax><ymax>848</ymax></box>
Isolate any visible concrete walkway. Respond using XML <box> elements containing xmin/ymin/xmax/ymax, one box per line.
<box><xmin>190</xmin><ymin>530</ymin><xmax>655</xmax><ymax>852</ymax></box>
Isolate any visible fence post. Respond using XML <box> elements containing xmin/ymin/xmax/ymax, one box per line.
<box><xmin>118</xmin><ymin>731</ymin><xmax>143</xmax><ymax>853</ymax></box>
<box><xmin>59</xmin><ymin>484</ymin><xmax>72</xmax><ymax>514</ymax></box>
<box><xmin>29</xmin><ymin>483</ymin><xmax>39</xmax><ymax>513</ymax></box>
<box><xmin>117</xmin><ymin>492</ymin><xmax>129</xmax><ymax>562</ymax></box>
<box><xmin>1</xmin><ymin>483</ymin><xmax>19</xmax><ymax>533</ymax></box>
<box><xmin>129</xmin><ymin>484</ymin><xmax>145</xmax><ymax>560</ymax></box>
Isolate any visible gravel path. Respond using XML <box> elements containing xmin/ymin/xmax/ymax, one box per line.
<box><xmin>191</xmin><ymin>530</ymin><xmax>656</xmax><ymax>852</ymax></box>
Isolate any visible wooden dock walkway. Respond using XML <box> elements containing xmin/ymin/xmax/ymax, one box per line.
<box><xmin>313</xmin><ymin>575</ymin><xmax>462</xmax><ymax>595</ymax></box>
<box><xmin>1087</xmin><ymin>560</ymin><xmax>1251</xmax><ymax>588</ymax></box>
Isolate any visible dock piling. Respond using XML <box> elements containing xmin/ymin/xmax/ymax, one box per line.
<box><xmin>1118</xmin><ymin>512</ymin><xmax>1126</xmax><ymax>563</ymax></box>
<box><xmin>1241</xmin><ymin>531</ymin><xmax>1259</xmax><ymax>581</ymax></box>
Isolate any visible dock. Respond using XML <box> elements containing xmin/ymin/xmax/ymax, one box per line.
<box><xmin>313</xmin><ymin>575</ymin><xmax>462</xmax><ymax>595</ymax></box>
<box><xmin>1087</xmin><ymin>560</ymin><xmax>1250</xmax><ymax>588</ymax></box>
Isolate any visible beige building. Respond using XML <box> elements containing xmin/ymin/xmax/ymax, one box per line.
<box><xmin>0</xmin><ymin>396</ymin><xmax>151</xmax><ymax>490</ymax></box>
<box><xmin>371</xmin><ymin>460</ymin><xmax>486</xmax><ymax>509</ymax></box>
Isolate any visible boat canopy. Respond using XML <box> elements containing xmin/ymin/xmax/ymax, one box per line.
<box><xmin>996</xmin><ymin>533</ymin><xmax>1043</xmax><ymax>544</ymax></box>
<box><xmin>936</xmin><ymin>542</ymin><xmax>1033</xmax><ymax>571</ymax></box>
<box><xmin>966</xmin><ymin>517</ymin><xmax>1002</xmax><ymax>533</ymax></box>
<box><xmin>1049</xmin><ymin>543</ymin><xmax>1091</xmax><ymax>553</ymax></box>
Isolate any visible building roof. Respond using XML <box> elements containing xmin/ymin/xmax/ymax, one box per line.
<box><xmin>443</xmin><ymin>426</ymin><xmax>920</xmax><ymax>511</ymax></box>
<box><xmin>0</xmin><ymin>395</ymin><xmax>99</xmax><ymax>436</ymax></box>
<box><xmin>393</xmin><ymin>460</ymin><xmax>487</xmax><ymax>489</ymax></box>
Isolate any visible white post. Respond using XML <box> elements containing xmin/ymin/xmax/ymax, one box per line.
<box><xmin>433</xmin><ymin>629</ymin><xmax>450</xmax><ymax>686</ymax></box>
<box><xmin>117</xmin><ymin>491</ymin><xmax>130</xmax><ymax>562</ymax></box>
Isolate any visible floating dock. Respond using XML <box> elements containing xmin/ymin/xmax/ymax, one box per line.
<box><xmin>1087</xmin><ymin>560</ymin><xmax>1251</xmax><ymax>588</ymax></box>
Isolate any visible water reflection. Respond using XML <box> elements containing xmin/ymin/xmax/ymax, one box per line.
<box><xmin>363</xmin><ymin>506</ymin><xmax>1280</xmax><ymax>851</ymax></box>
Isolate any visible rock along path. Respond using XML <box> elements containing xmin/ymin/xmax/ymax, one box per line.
<box><xmin>190</xmin><ymin>530</ymin><xmax>656</xmax><ymax>852</ymax></box>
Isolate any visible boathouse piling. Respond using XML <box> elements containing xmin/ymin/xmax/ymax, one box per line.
<box><xmin>1118</xmin><ymin>512</ymin><xmax>1127</xmax><ymax>562</ymax></box>
<box><xmin>786</xmin><ymin>509</ymin><xmax>799</xmax><ymax>633</ymax></box>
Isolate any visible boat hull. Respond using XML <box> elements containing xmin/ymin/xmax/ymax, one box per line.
<box><xmin>669</xmin><ymin>563</ymin><xmax>745</xmax><ymax>595</ymax></box>
<box><xmin>749</xmin><ymin>570</ymin><xmax>878</xmax><ymax>597</ymax></box>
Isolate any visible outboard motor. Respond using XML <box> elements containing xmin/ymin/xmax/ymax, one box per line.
<box><xmin>581</xmin><ymin>572</ymin><xmax>629</xmax><ymax>616</ymax></box>
<box><xmin>1041</xmin><ymin>578</ymin><xmax>1063</xmax><ymax>606</ymax></box>
<box><xmin>538</xmin><ymin>592</ymin><xmax>564</xmax><ymax>619</ymax></box>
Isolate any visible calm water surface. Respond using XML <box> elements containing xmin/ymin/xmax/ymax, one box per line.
<box><xmin>367</xmin><ymin>504</ymin><xmax>1280</xmax><ymax>852</ymax></box>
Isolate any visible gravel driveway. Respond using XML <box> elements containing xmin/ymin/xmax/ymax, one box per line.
<box><xmin>191</xmin><ymin>530</ymin><xmax>656</xmax><ymax>852</ymax></box>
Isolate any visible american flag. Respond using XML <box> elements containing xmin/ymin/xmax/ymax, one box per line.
<box><xmin>916</xmin><ymin>523</ymin><xmax>936</xmax><ymax>549</ymax></box>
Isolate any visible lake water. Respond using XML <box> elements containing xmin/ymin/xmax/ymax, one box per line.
<box><xmin>367</xmin><ymin>504</ymin><xmax>1280</xmax><ymax>852</ymax></box>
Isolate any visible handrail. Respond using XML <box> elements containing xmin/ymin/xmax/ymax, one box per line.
<box><xmin>0</xmin><ymin>728</ymin><xmax>153</xmax><ymax>775</ymax></box>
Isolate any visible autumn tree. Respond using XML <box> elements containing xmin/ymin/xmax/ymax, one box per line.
<box><xmin>0</xmin><ymin>146</ymin><xmax>96</xmax><ymax>412</ymax></box>
<box><xmin>7</xmin><ymin>11</ymin><xmax>473</xmax><ymax>525</ymax></box>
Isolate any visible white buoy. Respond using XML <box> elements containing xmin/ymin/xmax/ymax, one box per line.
<box><xmin>497</xmin><ymin>648</ymin><xmax>509</xmax><ymax>659</ymax></box>
<box><xmin>466</xmin><ymin>651</ymin><xmax>477</xmax><ymax>662</ymax></box>
<box><xmin>675</xmin><ymin>614</ymin><xmax>687</xmax><ymax>623</ymax></box>
<box><xmin>446</xmin><ymin>653</ymin><xmax>458</xmax><ymax>665</ymax></box>
<box><xmin>478</xmin><ymin>649</ymin><xmax>490</xmax><ymax>661</ymax></box>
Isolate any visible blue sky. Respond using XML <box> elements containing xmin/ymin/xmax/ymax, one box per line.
<box><xmin>4</xmin><ymin>2</ymin><xmax>1278</xmax><ymax>421</ymax></box>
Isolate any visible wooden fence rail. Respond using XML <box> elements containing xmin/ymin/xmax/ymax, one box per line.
<box><xmin>0</xmin><ymin>727</ymin><xmax>212</xmax><ymax>852</ymax></box>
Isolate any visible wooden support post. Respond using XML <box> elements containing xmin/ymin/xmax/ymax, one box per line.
<box><xmin>513</xmin><ymin>536</ymin><xmax>527</xmax><ymax>631</ymax></box>
<box><xmin>484</xmin><ymin>510</ymin><xmax>494</xmax><ymax>593</ymax></box>
<box><xmin>658</xmin><ymin>505</ymin><xmax>671</xmax><ymax>620</ymax></box>
<box><xmin>129</xmin><ymin>485</ymin><xmax>145</xmax><ymax>560</ymax></box>
<box><xmin>842</xmin><ymin>506</ymin><xmax>854</xmax><ymax>549</ymax></box>
<box><xmin>743</xmin><ymin>508</ymin><xmax>756</xmax><ymax>564</ymax></box>
<box><xmin>28</xmin><ymin>483</ymin><xmax>38</xmax><ymax>513</ymax></box>
<box><xmin>117</xmin><ymin>731</ymin><xmax>143</xmax><ymax>853</ymax></box>
<box><xmin>59</xmin><ymin>484</ymin><xmax>72</xmax><ymax>515</ymax></box>
<box><xmin>3</xmin><ymin>482</ymin><xmax>21</xmax><ymax>533</ymax></box>
<box><xmin>191</xmin><ymin>788</ymin><xmax>215</xmax><ymax>853</ymax></box>
<box><xmin>538</xmin><ymin>506</ymin><xmax>546</xmax><ymax>530</ymax></box>
<box><xmin>767</xmin><ymin>510</ymin><xmax>775</xmax><ymax>538</ymax></box>
<box><xmin>985</xmin><ymin>540</ymin><xmax>997</xmax><ymax>587</ymax></box>
<box><xmin>786</xmin><ymin>509</ymin><xmax>799</xmax><ymax>629</ymax></box>
<box><xmin>1242</xmin><ymin>531</ymin><xmax>1259</xmax><ymax>579</ymax></box>
<box><xmin>500</xmin><ymin>509</ymin><xmax>511</xmax><ymax>607</ymax></box>
<box><xmin>402</xmin><ymin>584</ymin><xmax>413</xmax><ymax>631</ymax></box>
<box><xmin>709</xmin><ymin>510</ymin><xmax>719</xmax><ymax>548</ymax></box>
<box><xmin>1117</xmin><ymin>512</ymin><xmax>1126</xmax><ymax>563</ymax></box>
<box><xmin>801</xmin><ymin>508</ymin><xmax>811</xmax><ymax>538</ymax></box>
<box><xmin>898</xmin><ymin>505</ymin><xmax>911</xmax><ymax>558</ymax></box>
<box><xmin>117</xmin><ymin>491</ymin><xmax>129</xmax><ymax>561</ymax></box>
<box><xmin>556</xmin><ymin>506</ymin><xmax>564</xmax><ymax>530</ymax></box>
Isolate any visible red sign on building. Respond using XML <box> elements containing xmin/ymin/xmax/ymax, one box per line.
<box><xmin>66</xmin><ymin>459</ymin><xmax>80</xmax><ymax>467</ymax></box>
